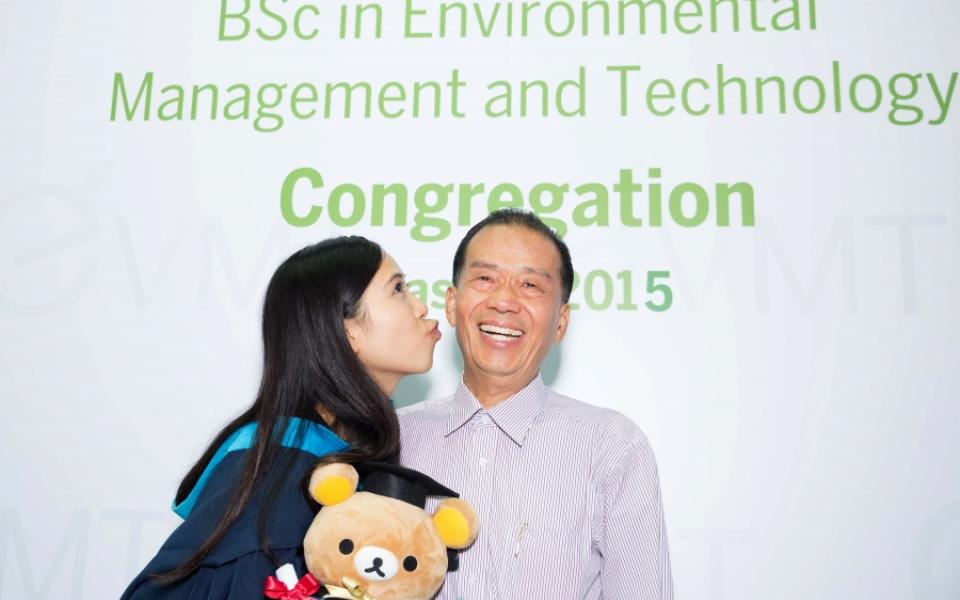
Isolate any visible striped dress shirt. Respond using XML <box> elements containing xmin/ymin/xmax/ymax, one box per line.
<box><xmin>398</xmin><ymin>374</ymin><xmax>673</xmax><ymax>600</ymax></box>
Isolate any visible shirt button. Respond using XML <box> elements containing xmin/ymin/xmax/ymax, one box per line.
<box><xmin>479</xmin><ymin>457</ymin><xmax>488</xmax><ymax>468</ymax></box>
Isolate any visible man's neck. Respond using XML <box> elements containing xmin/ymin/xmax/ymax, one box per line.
<box><xmin>462</xmin><ymin>372</ymin><xmax>537</xmax><ymax>410</ymax></box>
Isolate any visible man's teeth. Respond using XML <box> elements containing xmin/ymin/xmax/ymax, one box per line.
<box><xmin>479</xmin><ymin>324</ymin><xmax>523</xmax><ymax>338</ymax></box>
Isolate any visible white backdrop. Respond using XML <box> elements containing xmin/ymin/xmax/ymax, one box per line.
<box><xmin>2</xmin><ymin>1</ymin><xmax>958</xmax><ymax>598</ymax></box>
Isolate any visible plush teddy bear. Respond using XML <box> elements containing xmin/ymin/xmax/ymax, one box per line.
<box><xmin>271</xmin><ymin>461</ymin><xmax>478</xmax><ymax>600</ymax></box>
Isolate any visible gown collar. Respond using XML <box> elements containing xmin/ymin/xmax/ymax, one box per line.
<box><xmin>172</xmin><ymin>417</ymin><xmax>348</xmax><ymax>519</ymax></box>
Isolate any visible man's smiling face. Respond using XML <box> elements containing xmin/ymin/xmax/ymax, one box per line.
<box><xmin>446</xmin><ymin>225</ymin><xmax>570</xmax><ymax>395</ymax></box>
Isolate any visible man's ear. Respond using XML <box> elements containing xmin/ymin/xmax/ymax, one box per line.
<box><xmin>554</xmin><ymin>303</ymin><xmax>570</xmax><ymax>343</ymax></box>
<box><xmin>445</xmin><ymin>286</ymin><xmax>457</xmax><ymax>327</ymax></box>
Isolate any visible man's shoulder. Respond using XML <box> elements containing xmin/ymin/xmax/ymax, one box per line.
<box><xmin>544</xmin><ymin>389</ymin><xmax>649</xmax><ymax>448</ymax></box>
<box><xmin>396</xmin><ymin>386</ymin><xmax>651</xmax><ymax>447</ymax></box>
<box><xmin>397</xmin><ymin>397</ymin><xmax>456</xmax><ymax>462</ymax></box>
<box><xmin>398</xmin><ymin>395</ymin><xmax>455</xmax><ymax>424</ymax></box>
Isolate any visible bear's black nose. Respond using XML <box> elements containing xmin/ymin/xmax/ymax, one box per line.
<box><xmin>364</xmin><ymin>557</ymin><xmax>386</xmax><ymax>578</ymax></box>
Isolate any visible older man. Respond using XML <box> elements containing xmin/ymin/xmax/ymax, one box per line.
<box><xmin>399</xmin><ymin>209</ymin><xmax>673</xmax><ymax>599</ymax></box>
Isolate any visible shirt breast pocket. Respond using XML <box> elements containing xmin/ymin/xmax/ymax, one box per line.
<box><xmin>500</xmin><ymin>523</ymin><xmax>584</xmax><ymax>597</ymax></box>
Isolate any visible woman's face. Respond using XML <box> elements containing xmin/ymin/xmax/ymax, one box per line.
<box><xmin>345</xmin><ymin>253</ymin><xmax>441</xmax><ymax>395</ymax></box>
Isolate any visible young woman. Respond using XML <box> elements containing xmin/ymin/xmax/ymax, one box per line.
<box><xmin>121</xmin><ymin>236</ymin><xmax>441</xmax><ymax>598</ymax></box>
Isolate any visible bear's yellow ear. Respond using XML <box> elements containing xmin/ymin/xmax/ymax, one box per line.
<box><xmin>433</xmin><ymin>498</ymin><xmax>479</xmax><ymax>549</ymax></box>
<box><xmin>308</xmin><ymin>463</ymin><xmax>359</xmax><ymax>506</ymax></box>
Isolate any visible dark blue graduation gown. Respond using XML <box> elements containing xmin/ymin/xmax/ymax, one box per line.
<box><xmin>121</xmin><ymin>420</ymin><xmax>345</xmax><ymax>599</ymax></box>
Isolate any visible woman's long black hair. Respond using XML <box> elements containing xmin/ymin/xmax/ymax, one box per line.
<box><xmin>153</xmin><ymin>236</ymin><xmax>400</xmax><ymax>585</ymax></box>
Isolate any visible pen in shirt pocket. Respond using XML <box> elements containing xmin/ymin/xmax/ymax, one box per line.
<box><xmin>512</xmin><ymin>522</ymin><xmax>529</xmax><ymax>557</ymax></box>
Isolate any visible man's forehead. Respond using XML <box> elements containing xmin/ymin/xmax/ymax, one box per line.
<box><xmin>464</xmin><ymin>225</ymin><xmax>563</xmax><ymax>272</ymax></box>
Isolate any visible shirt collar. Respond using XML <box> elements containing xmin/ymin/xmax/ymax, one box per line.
<box><xmin>445</xmin><ymin>374</ymin><xmax>548</xmax><ymax>447</ymax></box>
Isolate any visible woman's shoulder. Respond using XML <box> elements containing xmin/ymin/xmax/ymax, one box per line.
<box><xmin>132</xmin><ymin>447</ymin><xmax>318</xmax><ymax>562</ymax></box>
<box><xmin>122</xmin><ymin>418</ymin><xmax>346</xmax><ymax>599</ymax></box>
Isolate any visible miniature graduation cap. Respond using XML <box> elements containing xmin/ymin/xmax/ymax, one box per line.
<box><xmin>354</xmin><ymin>461</ymin><xmax>465</xmax><ymax>572</ymax></box>
<box><xmin>356</xmin><ymin>461</ymin><xmax>459</xmax><ymax>508</ymax></box>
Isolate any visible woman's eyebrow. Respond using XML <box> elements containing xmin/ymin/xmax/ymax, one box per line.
<box><xmin>383</xmin><ymin>272</ymin><xmax>405</xmax><ymax>288</ymax></box>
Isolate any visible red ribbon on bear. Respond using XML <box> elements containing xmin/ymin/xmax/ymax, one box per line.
<box><xmin>263</xmin><ymin>572</ymin><xmax>321</xmax><ymax>599</ymax></box>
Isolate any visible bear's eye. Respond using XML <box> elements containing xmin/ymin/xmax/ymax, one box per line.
<box><xmin>338</xmin><ymin>539</ymin><xmax>355</xmax><ymax>555</ymax></box>
<box><xmin>403</xmin><ymin>556</ymin><xmax>418</xmax><ymax>572</ymax></box>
